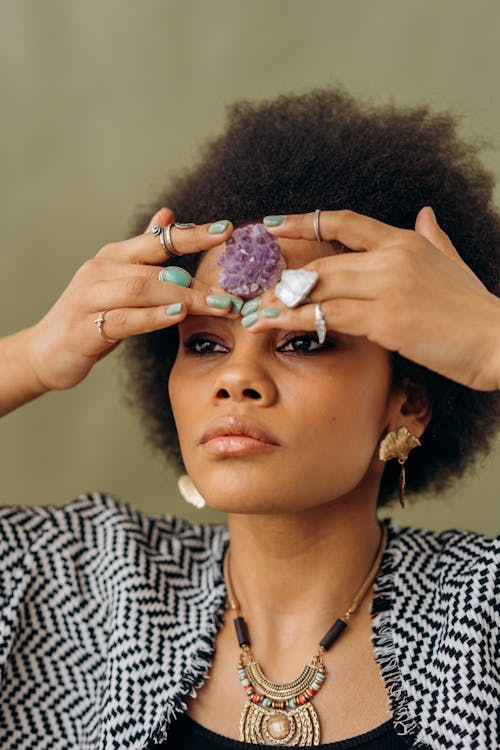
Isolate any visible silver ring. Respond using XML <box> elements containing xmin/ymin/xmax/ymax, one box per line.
<box><xmin>93</xmin><ymin>311</ymin><xmax>118</xmax><ymax>343</ymax></box>
<box><xmin>314</xmin><ymin>303</ymin><xmax>327</xmax><ymax>344</ymax></box>
<box><xmin>151</xmin><ymin>225</ymin><xmax>169</xmax><ymax>255</ymax></box>
<box><xmin>151</xmin><ymin>224</ymin><xmax>183</xmax><ymax>258</ymax></box>
<box><xmin>313</xmin><ymin>209</ymin><xmax>323</xmax><ymax>242</ymax></box>
<box><xmin>165</xmin><ymin>224</ymin><xmax>183</xmax><ymax>258</ymax></box>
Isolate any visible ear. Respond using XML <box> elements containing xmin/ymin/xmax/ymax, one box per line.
<box><xmin>387</xmin><ymin>378</ymin><xmax>432</xmax><ymax>439</ymax></box>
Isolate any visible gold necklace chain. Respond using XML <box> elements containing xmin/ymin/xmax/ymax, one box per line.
<box><xmin>223</xmin><ymin>521</ymin><xmax>388</xmax><ymax>746</ymax></box>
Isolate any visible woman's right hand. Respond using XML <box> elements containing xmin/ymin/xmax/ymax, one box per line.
<box><xmin>26</xmin><ymin>208</ymin><xmax>235</xmax><ymax>392</ymax></box>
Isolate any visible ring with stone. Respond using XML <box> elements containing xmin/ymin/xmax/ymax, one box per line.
<box><xmin>158</xmin><ymin>266</ymin><xmax>192</xmax><ymax>287</ymax></box>
<box><xmin>93</xmin><ymin>310</ymin><xmax>118</xmax><ymax>343</ymax></box>
<box><xmin>275</xmin><ymin>268</ymin><xmax>319</xmax><ymax>308</ymax></box>
<box><xmin>314</xmin><ymin>303</ymin><xmax>327</xmax><ymax>344</ymax></box>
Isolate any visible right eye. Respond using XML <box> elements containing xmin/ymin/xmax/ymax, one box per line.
<box><xmin>184</xmin><ymin>337</ymin><xmax>230</xmax><ymax>355</ymax></box>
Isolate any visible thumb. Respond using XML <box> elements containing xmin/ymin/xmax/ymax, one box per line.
<box><xmin>144</xmin><ymin>207</ymin><xmax>176</xmax><ymax>233</ymax></box>
<box><xmin>414</xmin><ymin>206</ymin><xmax>469</xmax><ymax>269</ymax></box>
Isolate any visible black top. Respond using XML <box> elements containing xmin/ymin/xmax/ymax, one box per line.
<box><xmin>152</xmin><ymin>713</ymin><xmax>409</xmax><ymax>749</ymax></box>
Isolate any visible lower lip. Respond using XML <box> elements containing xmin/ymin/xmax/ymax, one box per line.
<box><xmin>201</xmin><ymin>436</ymin><xmax>279</xmax><ymax>456</ymax></box>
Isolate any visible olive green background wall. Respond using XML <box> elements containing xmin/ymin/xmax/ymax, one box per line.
<box><xmin>1</xmin><ymin>0</ymin><xmax>499</xmax><ymax>534</ymax></box>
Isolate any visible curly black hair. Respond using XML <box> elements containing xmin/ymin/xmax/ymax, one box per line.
<box><xmin>124</xmin><ymin>88</ymin><xmax>500</xmax><ymax>508</ymax></box>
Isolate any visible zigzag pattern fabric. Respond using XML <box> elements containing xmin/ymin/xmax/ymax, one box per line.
<box><xmin>0</xmin><ymin>493</ymin><xmax>497</xmax><ymax>749</ymax></box>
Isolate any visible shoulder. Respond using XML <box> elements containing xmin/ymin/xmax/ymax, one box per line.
<box><xmin>0</xmin><ymin>491</ymin><xmax>227</xmax><ymax>547</ymax></box>
<box><xmin>375</xmin><ymin>519</ymin><xmax>498</xmax><ymax>747</ymax></box>
<box><xmin>0</xmin><ymin>492</ymin><xmax>227</xmax><ymax>607</ymax></box>
<box><xmin>384</xmin><ymin>516</ymin><xmax>498</xmax><ymax>599</ymax></box>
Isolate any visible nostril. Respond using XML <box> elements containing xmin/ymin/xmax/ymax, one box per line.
<box><xmin>243</xmin><ymin>388</ymin><xmax>261</xmax><ymax>400</ymax></box>
<box><xmin>216</xmin><ymin>389</ymin><xmax>231</xmax><ymax>399</ymax></box>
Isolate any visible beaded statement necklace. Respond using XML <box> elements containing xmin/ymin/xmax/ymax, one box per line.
<box><xmin>223</xmin><ymin>522</ymin><xmax>388</xmax><ymax>746</ymax></box>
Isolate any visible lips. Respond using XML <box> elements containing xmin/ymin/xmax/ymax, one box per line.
<box><xmin>199</xmin><ymin>416</ymin><xmax>281</xmax><ymax>447</ymax></box>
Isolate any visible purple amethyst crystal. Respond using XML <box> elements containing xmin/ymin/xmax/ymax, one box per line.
<box><xmin>218</xmin><ymin>223</ymin><xmax>285</xmax><ymax>297</ymax></box>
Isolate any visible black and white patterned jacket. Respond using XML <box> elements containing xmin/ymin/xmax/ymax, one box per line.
<box><xmin>0</xmin><ymin>493</ymin><xmax>498</xmax><ymax>749</ymax></box>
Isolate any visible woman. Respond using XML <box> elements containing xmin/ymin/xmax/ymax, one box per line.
<box><xmin>0</xmin><ymin>90</ymin><xmax>499</xmax><ymax>750</ymax></box>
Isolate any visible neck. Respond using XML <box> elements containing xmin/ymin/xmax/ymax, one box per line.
<box><xmin>225</xmin><ymin>490</ymin><xmax>384</xmax><ymax>660</ymax></box>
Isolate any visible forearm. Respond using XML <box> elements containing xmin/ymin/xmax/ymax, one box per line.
<box><xmin>0</xmin><ymin>327</ymin><xmax>50</xmax><ymax>417</ymax></box>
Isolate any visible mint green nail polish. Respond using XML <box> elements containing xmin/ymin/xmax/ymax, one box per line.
<box><xmin>206</xmin><ymin>294</ymin><xmax>232</xmax><ymax>309</ymax></box>
<box><xmin>229</xmin><ymin>297</ymin><xmax>244</xmax><ymax>314</ymax></box>
<box><xmin>263</xmin><ymin>215</ymin><xmax>284</xmax><ymax>227</ymax></box>
<box><xmin>241</xmin><ymin>312</ymin><xmax>259</xmax><ymax>327</ymax></box>
<box><xmin>208</xmin><ymin>219</ymin><xmax>229</xmax><ymax>234</ymax></box>
<box><xmin>159</xmin><ymin>267</ymin><xmax>192</xmax><ymax>287</ymax></box>
<box><xmin>262</xmin><ymin>307</ymin><xmax>281</xmax><ymax>318</ymax></box>
<box><xmin>166</xmin><ymin>302</ymin><xmax>183</xmax><ymax>316</ymax></box>
<box><xmin>241</xmin><ymin>298</ymin><xmax>260</xmax><ymax>316</ymax></box>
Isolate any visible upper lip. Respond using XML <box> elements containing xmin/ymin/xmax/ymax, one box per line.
<box><xmin>199</xmin><ymin>416</ymin><xmax>281</xmax><ymax>446</ymax></box>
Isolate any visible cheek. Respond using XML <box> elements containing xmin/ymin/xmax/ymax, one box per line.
<box><xmin>290</xmin><ymin>353</ymin><xmax>392</xmax><ymax>462</ymax></box>
<box><xmin>167</xmin><ymin>360</ymin><xmax>188</xmax><ymax>439</ymax></box>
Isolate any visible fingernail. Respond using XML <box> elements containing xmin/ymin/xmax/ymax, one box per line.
<box><xmin>241</xmin><ymin>312</ymin><xmax>259</xmax><ymax>327</ymax></box>
<box><xmin>427</xmin><ymin>206</ymin><xmax>436</xmax><ymax>219</ymax></box>
<box><xmin>263</xmin><ymin>215</ymin><xmax>284</xmax><ymax>227</ymax></box>
<box><xmin>262</xmin><ymin>308</ymin><xmax>281</xmax><ymax>318</ymax></box>
<box><xmin>159</xmin><ymin>266</ymin><xmax>192</xmax><ymax>287</ymax></box>
<box><xmin>229</xmin><ymin>296</ymin><xmax>244</xmax><ymax>314</ymax></box>
<box><xmin>206</xmin><ymin>294</ymin><xmax>233</xmax><ymax>309</ymax></box>
<box><xmin>241</xmin><ymin>298</ymin><xmax>261</xmax><ymax>316</ymax></box>
<box><xmin>166</xmin><ymin>302</ymin><xmax>183</xmax><ymax>316</ymax></box>
<box><xmin>208</xmin><ymin>219</ymin><xmax>229</xmax><ymax>234</ymax></box>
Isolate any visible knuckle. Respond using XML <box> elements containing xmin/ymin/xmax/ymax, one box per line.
<box><xmin>195</xmin><ymin>224</ymin><xmax>209</xmax><ymax>243</ymax></box>
<box><xmin>179</xmin><ymin>288</ymin><xmax>195</xmax><ymax>308</ymax></box>
<box><xmin>96</xmin><ymin>242</ymin><xmax>117</xmax><ymax>258</ymax></box>
<box><xmin>112</xmin><ymin>309</ymin><xmax>127</xmax><ymax>329</ymax></box>
<box><xmin>337</xmin><ymin>209</ymin><xmax>355</xmax><ymax>223</ymax></box>
<box><xmin>125</xmin><ymin>276</ymin><xmax>149</xmax><ymax>298</ymax></box>
<box><xmin>73</xmin><ymin>258</ymin><xmax>104</xmax><ymax>285</ymax></box>
<box><xmin>144</xmin><ymin>307</ymin><xmax>162</xmax><ymax>327</ymax></box>
<box><xmin>386</xmin><ymin>244</ymin><xmax>413</xmax><ymax>271</ymax></box>
<box><xmin>83</xmin><ymin>257</ymin><xmax>105</xmax><ymax>276</ymax></box>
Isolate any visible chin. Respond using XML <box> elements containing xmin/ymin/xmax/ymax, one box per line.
<box><xmin>191</xmin><ymin>473</ymin><xmax>351</xmax><ymax>516</ymax></box>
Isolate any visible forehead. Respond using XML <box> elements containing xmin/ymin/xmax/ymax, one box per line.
<box><xmin>195</xmin><ymin>237</ymin><xmax>336</xmax><ymax>290</ymax></box>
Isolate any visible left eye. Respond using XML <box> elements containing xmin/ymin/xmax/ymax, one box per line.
<box><xmin>278</xmin><ymin>334</ymin><xmax>332</xmax><ymax>354</ymax></box>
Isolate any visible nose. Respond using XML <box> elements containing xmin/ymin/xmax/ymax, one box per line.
<box><xmin>211</xmin><ymin>348</ymin><xmax>279</xmax><ymax>406</ymax></box>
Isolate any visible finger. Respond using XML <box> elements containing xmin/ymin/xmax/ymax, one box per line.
<box><xmin>97</xmin><ymin>219</ymin><xmax>233</xmax><ymax>265</ymax></box>
<box><xmin>252</xmin><ymin>251</ymin><xmax>395</xmax><ymax>314</ymax></box>
<box><xmin>144</xmin><ymin>207</ymin><xmax>175</xmax><ymax>233</ymax></box>
<box><xmin>244</xmin><ymin>298</ymin><xmax>377</xmax><ymax>339</ymax></box>
<box><xmin>414</xmin><ymin>206</ymin><xmax>471</xmax><ymax>271</ymax></box>
<box><xmin>263</xmin><ymin>210</ymin><xmax>401</xmax><ymax>251</ymax></box>
<box><xmin>90</xmin><ymin>302</ymin><xmax>188</xmax><ymax>341</ymax></box>
<box><xmin>88</xmin><ymin>276</ymin><xmax>238</xmax><ymax>317</ymax></box>
<box><xmin>79</xmin><ymin>258</ymin><xmax>194</xmax><ymax>285</ymax></box>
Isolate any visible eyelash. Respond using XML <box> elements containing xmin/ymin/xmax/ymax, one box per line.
<box><xmin>183</xmin><ymin>333</ymin><xmax>336</xmax><ymax>356</ymax></box>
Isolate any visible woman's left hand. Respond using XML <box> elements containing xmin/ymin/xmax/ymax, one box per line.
<box><xmin>249</xmin><ymin>207</ymin><xmax>500</xmax><ymax>391</ymax></box>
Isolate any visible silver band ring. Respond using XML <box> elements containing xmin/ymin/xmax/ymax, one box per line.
<box><xmin>314</xmin><ymin>303</ymin><xmax>327</xmax><ymax>344</ymax></box>
<box><xmin>151</xmin><ymin>224</ymin><xmax>184</xmax><ymax>258</ymax></box>
<box><xmin>93</xmin><ymin>311</ymin><xmax>118</xmax><ymax>343</ymax></box>
<box><xmin>165</xmin><ymin>223</ymin><xmax>196</xmax><ymax>255</ymax></box>
<box><xmin>165</xmin><ymin>224</ymin><xmax>183</xmax><ymax>257</ymax></box>
<box><xmin>151</xmin><ymin>225</ymin><xmax>168</xmax><ymax>255</ymax></box>
<box><xmin>313</xmin><ymin>208</ymin><xmax>323</xmax><ymax>242</ymax></box>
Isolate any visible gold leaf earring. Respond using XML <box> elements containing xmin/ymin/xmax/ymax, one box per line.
<box><xmin>379</xmin><ymin>426</ymin><xmax>421</xmax><ymax>508</ymax></box>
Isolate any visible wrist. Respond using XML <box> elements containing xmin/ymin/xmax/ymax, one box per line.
<box><xmin>0</xmin><ymin>327</ymin><xmax>50</xmax><ymax>417</ymax></box>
